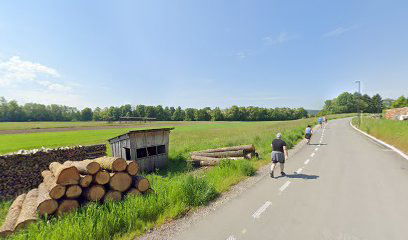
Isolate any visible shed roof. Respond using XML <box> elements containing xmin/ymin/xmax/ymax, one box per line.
<box><xmin>108</xmin><ymin>127</ymin><xmax>174</xmax><ymax>142</ymax></box>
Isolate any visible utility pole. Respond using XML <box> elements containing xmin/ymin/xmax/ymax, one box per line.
<box><xmin>355</xmin><ymin>80</ymin><xmax>361</xmax><ymax>126</ymax></box>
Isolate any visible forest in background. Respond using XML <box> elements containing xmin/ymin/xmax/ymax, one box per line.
<box><xmin>0</xmin><ymin>97</ymin><xmax>308</xmax><ymax>122</ymax></box>
<box><xmin>319</xmin><ymin>92</ymin><xmax>406</xmax><ymax>115</ymax></box>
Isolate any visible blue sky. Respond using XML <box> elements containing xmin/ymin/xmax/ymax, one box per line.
<box><xmin>0</xmin><ymin>0</ymin><xmax>407</xmax><ymax>109</ymax></box>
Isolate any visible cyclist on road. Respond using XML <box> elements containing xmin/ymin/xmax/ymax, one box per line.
<box><xmin>318</xmin><ymin>117</ymin><xmax>323</xmax><ymax>126</ymax></box>
<box><xmin>305</xmin><ymin>125</ymin><xmax>312</xmax><ymax>144</ymax></box>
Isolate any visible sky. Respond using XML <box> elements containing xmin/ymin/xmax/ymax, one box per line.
<box><xmin>0</xmin><ymin>0</ymin><xmax>407</xmax><ymax>110</ymax></box>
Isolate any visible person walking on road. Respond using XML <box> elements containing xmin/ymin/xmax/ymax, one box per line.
<box><xmin>270</xmin><ymin>133</ymin><xmax>288</xmax><ymax>178</ymax></box>
<box><xmin>305</xmin><ymin>125</ymin><xmax>313</xmax><ymax>144</ymax></box>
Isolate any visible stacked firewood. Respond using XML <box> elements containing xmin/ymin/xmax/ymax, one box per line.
<box><xmin>0</xmin><ymin>157</ymin><xmax>151</xmax><ymax>237</ymax></box>
<box><xmin>189</xmin><ymin>144</ymin><xmax>257</xmax><ymax>167</ymax></box>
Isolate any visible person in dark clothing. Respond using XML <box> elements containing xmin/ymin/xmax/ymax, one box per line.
<box><xmin>270</xmin><ymin>133</ymin><xmax>289</xmax><ymax>178</ymax></box>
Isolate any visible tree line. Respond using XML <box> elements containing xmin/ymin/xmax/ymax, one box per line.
<box><xmin>320</xmin><ymin>92</ymin><xmax>407</xmax><ymax>115</ymax></box>
<box><xmin>0</xmin><ymin>97</ymin><xmax>308</xmax><ymax>122</ymax></box>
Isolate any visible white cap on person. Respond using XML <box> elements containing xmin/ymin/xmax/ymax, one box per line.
<box><xmin>276</xmin><ymin>133</ymin><xmax>282</xmax><ymax>139</ymax></box>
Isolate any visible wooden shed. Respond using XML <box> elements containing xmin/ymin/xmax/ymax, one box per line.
<box><xmin>108</xmin><ymin>128</ymin><xmax>174</xmax><ymax>172</ymax></box>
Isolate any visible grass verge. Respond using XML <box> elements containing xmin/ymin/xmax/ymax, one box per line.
<box><xmin>352</xmin><ymin>117</ymin><xmax>408</xmax><ymax>154</ymax></box>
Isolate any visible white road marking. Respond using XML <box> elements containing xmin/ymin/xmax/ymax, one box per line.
<box><xmin>304</xmin><ymin>159</ymin><xmax>310</xmax><ymax>164</ymax></box>
<box><xmin>226</xmin><ymin>235</ymin><xmax>236</xmax><ymax>240</ymax></box>
<box><xmin>315</xmin><ymin>147</ymin><xmax>319</xmax><ymax>151</ymax></box>
<box><xmin>296</xmin><ymin>168</ymin><xmax>303</xmax><ymax>174</ymax></box>
<box><xmin>252</xmin><ymin>201</ymin><xmax>272</xmax><ymax>219</ymax></box>
<box><xmin>279</xmin><ymin>181</ymin><xmax>291</xmax><ymax>192</ymax></box>
<box><xmin>310</xmin><ymin>152</ymin><xmax>315</xmax><ymax>157</ymax></box>
<box><xmin>241</xmin><ymin>228</ymin><xmax>247</xmax><ymax>234</ymax></box>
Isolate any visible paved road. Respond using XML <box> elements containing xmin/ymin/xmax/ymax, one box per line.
<box><xmin>175</xmin><ymin>118</ymin><xmax>408</xmax><ymax>240</ymax></box>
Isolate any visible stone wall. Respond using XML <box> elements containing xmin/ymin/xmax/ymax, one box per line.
<box><xmin>385</xmin><ymin>107</ymin><xmax>408</xmax><ymax>120</ymax></box>
<box><xmin>0</xmin><ymin>144</ymin><xmax>106</xmax><ymax>200</ymax></box>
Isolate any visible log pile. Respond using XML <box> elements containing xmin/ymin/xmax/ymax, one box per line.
<box><xmin>189</xmin><ymin>145</ymin><xmax>257</xmax><ymax>167</ymax></box>
<box><xmin>0</xmin><ymin>156</ymin><xmax>151</xmax><ymax>237</ymax></box>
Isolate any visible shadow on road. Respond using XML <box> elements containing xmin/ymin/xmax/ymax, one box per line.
<box><xmin>276</xmin><ymin>173</ymin><xmax>319</xmax><ymax>180</ymax></box>
<box><xmin>308</xmin><ymin>143</ymin><xmax>327</xmax><ymax>146</ymax></box>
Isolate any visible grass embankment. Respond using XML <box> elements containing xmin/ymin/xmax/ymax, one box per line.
<box><xmin>353</xmin><ymin>117</ymin><xmax>408</xmax><ymax>154</ymax></box>
<box><xmin>2</xmin><ymin>119</ymin><xmax>314</xmax><ymax>240</ymax></box>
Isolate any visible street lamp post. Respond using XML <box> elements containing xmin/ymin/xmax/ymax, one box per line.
<box><xmin>355</xmin><ymin>80</ymin><xmax>361</xmax><ymax>126</ymax></box>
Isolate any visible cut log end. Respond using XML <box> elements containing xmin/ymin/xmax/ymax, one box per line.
<box><xmin>37</xmin><ymin>199</ymin><xmax>58</xmax><ymax>216</ymax></box>
<box><xmin>80</xmin><ymin>175</ymin><xmax>93</xmax><ymax>188</ymax></box>
<box><xmin>109</xmin><ymin>172</ymin><xmax>132</xmax><ymax>192</ymax></box>
<box><xmin>133</xmin><ymin>176</ymin><xmax>150</xmax><ymax>192</ymax></box>
<box><xmin>126</xmin><ymin>161</ymin><xmax>139</xmax><ymax>176</ymax></box>
<box><xmin>57</xmin><ymin>200</ymin><xmax>79</xmax><ymax>216</ymax></box>
<box><xmin>94</xmin><ymin>171</ymin><xmax>110</xmax><ymax>185</ymax></box>
<box><xmin>87</xmin><ymin>161</ymin><xmax>101</xmax><ymax>175</ymax></box>
<box><xmin>83</xmin><ymin>185</ymin><xmax>105</xmax><ymax>202</ymax></box>
<box><xmin>49</xmin><ymin>162</ymin><xmax>80</xmax><ymax>185</ymax></box>
<box><xmin>49</xmin><ymin>185</ymin><xmax>66</xmax><ymax>200</ymax></box>
<box><xmin>65</xmin><ymin>185</ymin><xmax>82</xmax><ymax>199</ymax></box>
<box><xmin>112</xmin><ymin>158</ymin><xmax>127</xmax><ymax>172</ymax></box>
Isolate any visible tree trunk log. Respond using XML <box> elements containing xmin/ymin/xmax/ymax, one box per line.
<box><xmin>14</xmin><ymin>188</ymin><xmax>38</xmax><ymax>231</ymax></box>
<box><xmin>64</xmin><ymin>160</ymin><xmax>100</xmax><ymax>175</ymax></box>
<box><xmin>192</xmin><ymin>150</ymin><xmax>245</xmax><ymax>158</ymax></box>
<box><xmin>0</xmin><ymin>193</ymin><xmax>26</xmax><ymax>237</ymax></box>
<box><xmin>109</xmin><ymin>173</ymin><xmax>132</xmax><ymax>192</ymax></box>
<box><xmin>82</xmin><ymin>185</ymin><xmax>105</xmax><ymax>202</ymax></box>
<box><xmin>57</xmin><ymin>199</ymin><xmax>79</xmax><ymax>216</ymax></box>
<box><xmin>79</xmin><ymin>175</ymin><xmax>93</xmax><ymax>188</ymax></box>
<box><xmin>36</xmin><ymin>183</ymin><xmax>58</xmax><ymax>216</ymax></box>
<box><xmin>190</xmin><ymin>155</ymin><xmax>220</xmax><ymax>166</ymax></box>
<box><xmin>196</xmin><ymin>145</ymin><xmax>255</xmax><ymax>153</ymax></box>
<box><xmin>94</xmin><ymin>170</ymin><xmax>110</xmax><ymax>185</ymax></box>
<box><xmin>65</xmin><ymin>185</ymin><xmax>82</xmax><ymax>199</ymax></box>
<box><xmin>126</xmin><ymin>161</ymin><xmax>139</xmax><ymax>176</ymax></box>
<box><xmin>41</xmin><ymin>170</ymin><xmax>66</xmax><ymax>200</ymax></box>
<box><xmin>93</xmin><ymin>156</ymin><xmax>127</xmax><ymax>172</ymax></box>
<box><xmin>49</xmin><ymin>162</ymin><xmax>80</xmax><ymax>185</ymax></box>
<box><xmin>103</xmin><ymin>190</ymin><xmax>122</xmax><ymax>202</ymax></box>
<box><xmin>132</xmin><ymin>176</ymin><xmax>150</xmax><ymax>192</ymax></box>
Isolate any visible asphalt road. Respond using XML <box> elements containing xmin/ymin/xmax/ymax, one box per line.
<box><xmin>175</xmin><ymin>118</ymin><xmax>408</xmax><ymax>240</ymax></box>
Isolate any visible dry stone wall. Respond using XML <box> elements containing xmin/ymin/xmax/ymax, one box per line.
<box><xmin>0</xmin><ymin>145</ymin><xmax>106</xmax><ymax>200</ymax></box>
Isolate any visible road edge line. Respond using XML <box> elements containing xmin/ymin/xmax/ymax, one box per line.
<box><xmin>349</xmin><ymin>120</ymin><xmax>408</xmax><ymax>161</ymax></box>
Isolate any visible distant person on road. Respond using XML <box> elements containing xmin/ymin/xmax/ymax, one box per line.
<box><xmin>305</xmin><ymin>125</ymin><xmax>312</xmax><ymax>144</ymax></box>
<box><xmin>324</xmin><ymin>116</ymin><xmax>328</xmax><ymax>124</ymax></box>
<box><xmin>270</xmin><ymin>133</ymin><xmax>288</xmax><ymax>178</ymax></box>
<box><xmin>318</xmin><ymin>117</ymin><xmax>323</xmax><ymax>126</ymax></box>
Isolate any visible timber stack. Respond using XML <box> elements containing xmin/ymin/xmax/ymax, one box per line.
<box><xmin>0</xmin><ymin>156</ymin><xmax>152</xmax><ymax>237</ymax></box>
<box><xmin>189</xmin><ymin>144</ymin><xmax>258</xmax><ymax>167</ymax></box>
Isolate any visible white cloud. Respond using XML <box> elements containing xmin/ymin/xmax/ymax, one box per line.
<box><xmin>323</xmin><ymin>25</ymin><xmax>359</xmax><ymax>37</ymax></box>
<box><xmin>0</xmin><ymin>56</ymin><xmax>84</xmax><ymax>107</ymax></box>
<box><xmin>263</xmin><ymin>32</ymin><xmax>297</xmax><ymax>45</ymax></box>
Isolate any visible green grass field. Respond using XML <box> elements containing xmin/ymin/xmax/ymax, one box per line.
<box><xmin>0</xmin><ymin>121</ymin><xmax>218</xmax><ymax>131</ymax></box>
<box><xmin>353</xmin><ymin>117</ymin><xmax>408</xmax><ymax>154</ymax></box>
<box><xmin>1</xmin><ymin>114</ymin><xmax>354</xmax><ymax>239</ymax></box>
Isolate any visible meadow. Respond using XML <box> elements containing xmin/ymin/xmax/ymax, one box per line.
<box><xmin>0</xmin><ymin>121</ymin><xmax>217</xmax><ymax>131</ymax></box>
<box><xmin>0</xmin><ymin>115</ymin><xmax>352</xmax><ymax>239</ymax></box>
<box><xmin>353</xmin><ymin>117</ymin><xmax>408</xmax><ymax>153</ymax></box>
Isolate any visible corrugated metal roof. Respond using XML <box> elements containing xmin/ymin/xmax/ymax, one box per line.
<box><xmin>107</xmin><ymin>127</ymin><xmax>174</xmax><ymax>142</ymax></box>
